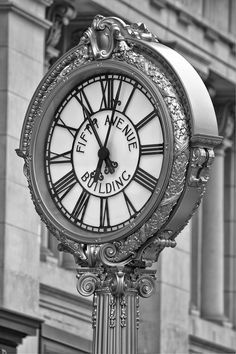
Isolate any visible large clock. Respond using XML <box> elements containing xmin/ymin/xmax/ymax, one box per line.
<box><xmin>34</xmin><ymin>62</ymin><xmax>171</xmax><ymax>243</ymax></box>
<box><xmin>18</xmin><ymin>16</ymin><xmax>221</xmax><ymax>262</ymax></box>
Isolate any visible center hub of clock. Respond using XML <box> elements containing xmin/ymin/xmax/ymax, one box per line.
<box><xmin>72</xmin><ymin>110</ymin><xmax>140</xmax><ymax>197</ymax></box>
<box><xmin>98</xmin><ymin>146</ymin><xmax>109</xmax><ymax>159</ymax></box>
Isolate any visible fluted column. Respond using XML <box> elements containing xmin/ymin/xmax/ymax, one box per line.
<box><xmin>201</xmin><ymin>145</ymin><xmax>225</xmax><ymax>320</ymax></box>
<box><xmin>76</xmin><ymin>267</ymin><xmax>156</xmax><ymax>354</ymax></box>
<box><xmin>92</xmin><ymin>289</ymin><xmax>139</xmax><ymax>354</ymax></box>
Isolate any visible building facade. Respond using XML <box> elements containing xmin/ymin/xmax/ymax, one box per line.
<box><xmin>0</xmin><ymin>0</ymin><xmax>235</xmax><ymax>353</ymax></box>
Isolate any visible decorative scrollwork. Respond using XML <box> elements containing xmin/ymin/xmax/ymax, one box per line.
<box><xmin>109</xmin><ymin>295</ymin><xmax>116</xmax><ymax>327</ymax></box>
<box><xmin>188</xmin><ymin>147</ymin><xmax>215</xmax><ymax>187</ymax></box>
<box><xmin>92</xmin><ymin>293</ymin><xmax>97</xmax><ymax>328</ymax></box>
<box><xmin>99</xmin><ymin>243</ymin><xmax>133</xmax><ymax>267</ymax></box>
<box><xmin>137</xmin><ymin>235</ymin><xmax>177</xmax><ymax>263</ymax></box>
<box><xmin>76</xmin><ymin>273</ymin><xmax>98</xmax><ymax>297</ymax></box>
<box><xmin>76</xmin><ymin>266</ymin><xmax>156</xmax><ymax>299</ymax></box>
<box><xmin>57</xmin><ymin>238</ymin><xmax>87</xmax><ymax>262</ymax></box>
<box><xmin>136</xmin><ymin>295</ymin><xmax>140</xmax><ymax>329</ymax></box>
<box><xmin>80</xmin><ymin>15</ymin><xmax>130</xmax><ymax>59</ymax></box>
<box><xmin>120</xmin><ymin>295</ymin><xmax>127</xmax><ymax>327</ymax></box>
<box><xmin>127</xmin><ymin>22</ymin><xmax>159</xmax><ymax>42</ymax></box>
<box><xmin>137</xmin><ymin>275</ymin><xmax>156</xmax><ymax>298</ymax></box>
<box><xmin>80</xmin><ymin>15</ymin><xmax>158</xmax><ymax>60</ymax></box>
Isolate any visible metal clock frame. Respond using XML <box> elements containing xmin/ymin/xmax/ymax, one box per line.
<box><xmin>18</xmin><ymin>15</ymin><xmax>222</xmax><ymax>266</ymax></box>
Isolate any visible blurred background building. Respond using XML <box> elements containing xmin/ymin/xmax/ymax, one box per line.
<box><xmin>0</xmin><ymin>0</ymin><xmax>235</xmax><ymax>353</ymax></box>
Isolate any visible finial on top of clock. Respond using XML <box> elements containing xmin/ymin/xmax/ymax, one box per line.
<box><xmin>80</xmin><ymin>14</ymin><xmax>159</xmax><ymax>60</ymax></box>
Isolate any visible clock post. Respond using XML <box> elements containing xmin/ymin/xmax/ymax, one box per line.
<box><xmin>17</xmin><ymin>15</ymin><xmax>222</xmax><ymax>354</ymax></box>
<box><xmin>75</xmin><ymin>260</ymin><xmax>157</xmax><ymax>354</ymax></box>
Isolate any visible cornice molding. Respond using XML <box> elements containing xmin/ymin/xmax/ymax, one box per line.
<box><xmin>0</xmin><ymin>1</ymin><xmax>51</xmax><ymax>30</ymax></box>
<box><xmin>40</xmin><ymin>283</ymin><xmax>92</xmax><ymax>327</ymax></box>
<box><xmin>40</xmin><ymin>283</ymin><xmax>92</xmax><ymax>310</ymax></box>
<box><xmin>150</xmin><ymin>0</ymin><xmax>236</xmax><ymax>50</ymax></box>
<box><xmin>0</xmin><ymin>307</ymin><xmax>43</xmax><ymax>347</ymax></box>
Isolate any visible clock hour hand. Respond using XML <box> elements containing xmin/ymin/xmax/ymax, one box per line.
<box><xmin>92</xmin><ymin>157</ymin><xmax>104</xmax><ymax>183</ymax></box>
<box><xmin>92</xmin><ymin>146</ymin><xmax>118</xmax><ymax>182</ymax></box>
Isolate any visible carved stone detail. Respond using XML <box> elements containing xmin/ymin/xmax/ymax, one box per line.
<box><xmin>46</xmin><ymin>0</ymin><xmax>76</xmax><ymax>68</ymax></box>
<box><xmin>217</xmin><ymin>102</ymin><xmax>235</xmax><ymax>150</ymax></box>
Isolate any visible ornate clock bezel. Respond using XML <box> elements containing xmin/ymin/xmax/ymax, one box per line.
<box><xmin>18</xmin><ymin>15</ymin><xmax>221</xmax><ymax>265</ymax></box>
<box><xmin>26</xmin><ymin>59</ymin><xmax>173</xmax><ymax>244</ymax></box>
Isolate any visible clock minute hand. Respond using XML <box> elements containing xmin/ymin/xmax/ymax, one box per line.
<box><xmin>103</xmin><ymin>120</ymin><xmax>115</xmax><ymax>174</ymax></box>
<box><xmin>93</xmin><ymin>156</ymin><xmax>104</xmax><ymax>183</ymax></box>
<box><xmin>83</xmin><ymin>108</ymin><xmax>116</xmax><ymax>176</ymax></box>
<box><xmin>104</xmin><ymin>77</ymin><xmax>123</xmax><ymax>148</ymax></box>
<box><xmin>93</xmin><ymin>147</ymin><xmax>111</xmax><ymax>182</ymax></box>
<box><xmin>83</xmin><ymin>109</ymin><xmax>103</xmax><ymax>148</ymax></box>
<box><xmin>102</xmin><ymin>78</ymin><xmax>123</xmax><ymax>173</ymax></box>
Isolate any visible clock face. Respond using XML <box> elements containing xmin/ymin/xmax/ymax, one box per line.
<box><xmin>45</xmin><ymin>72</ymin><xmax>165</xmax><ymax>236</ymax></box>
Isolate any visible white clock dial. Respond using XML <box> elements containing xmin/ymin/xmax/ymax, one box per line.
<box><xmin>45</xmin><ymin>73</ymin><xmax>164</xmax><ymax>233</ymax></box>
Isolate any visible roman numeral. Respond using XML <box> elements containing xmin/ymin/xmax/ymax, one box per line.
<box><xmin>135</xmin><ymin>110</ymin><xmax>157</xmax><ymax>131</ymax></box>
<box><xmin>140</xmin><ymin>143</ymin><xmax>164</xmax><ymax>155</ymax></box>
<box><xmin>52</xmin><ymin>170</ymin><xmax>77</xmax><ymax>200</ymax></box>
<box><xmin>100</xmin><ymin>76</ymin><xmax>123</xmax><ymax>111</ymax></box>
<box><xmin>100</xmin><ymin>77</ymin><xmax>114</xmax><ymax>110</ymax></box>
<box><xmin>123</xmin><ymin>191</ymin><xmax>137</xmax><ymax>217</ymax></box>
<box><xmin>122</xmin><ymin>82</ymin><xmax>138</xmax><ymax>114</ymax></box>
<box><xmin>71</xmin><ymin>190</ymin><xmax>90</xmax><ymax>221</ymax></box>
<box><xmin>100</xmin><ymin>198</ymin><xmax>110</xmax><ymax>228</ymax></box>
<box><xmin>76</xmin><ymin>90</ymin><xmax>93</xmax><ymax>117</ymax></box>
<box><xmin>57</xmin><ymin>118</ymin><xmax>77</xmax><ymax>137</ymax></box>
<box><xmin>134</xmin><ymin>167</ymin><xmax>158</xmax><ymax>192</ymax></box>
<box><xmin>47</xmin><ymin>150</ymin><xmax>72</xmax><ymax>164</ymax></box>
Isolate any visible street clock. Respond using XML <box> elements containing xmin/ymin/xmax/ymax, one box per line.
<box><xmin>17</xmin><ymin>15</ymin><xmax>221</xmax><ymax>265</ymax></box>
<box><xmin>44</xmin><ymin>63</ymin><xmax>170</xmax><ymax>243</ymax></box>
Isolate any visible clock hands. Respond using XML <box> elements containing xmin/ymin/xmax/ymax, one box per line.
<box><xmin>83</xmin><ymin>109</ymin><xmax>103</xmax><ymax>148</ymax></box>
<box><xmin>93</xmin><ymin>146</ymin><xmax>113</xmax><ymax>183</ymax></box>
<box><xmin>92</xmin><ymin>123</ymin><xmax>118</xmax><ymax>183</ymax></box>
<box><xmin>83</xmin><ymin>109</ymin><xmax>116</xmax><ymax>176</ymax></box>
<box><xmin>92</xmin><ymin>155</ymin><xmax>104</xmax><ymax>182</ymax></box>
<box><xmin>91</xmin><ymin>79</ymin><xmax>122</xmax><ymax>182</ymax></box>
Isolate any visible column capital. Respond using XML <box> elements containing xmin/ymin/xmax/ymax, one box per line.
<box><xmin>76</xmin><ymin>266</ymin><xmax>156</xmax><ymax>298</ymax></box>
